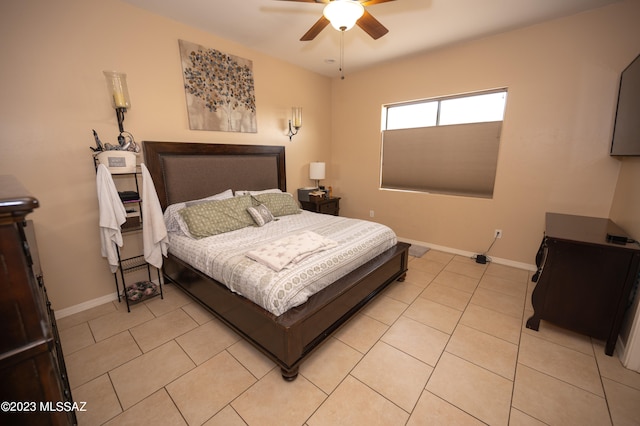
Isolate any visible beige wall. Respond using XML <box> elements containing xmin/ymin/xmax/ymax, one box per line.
<box><xmin>0</xmin><ymin>0</ymin><xmax>332</xmax><ymax>310</ymax></box>
<box><xmin>329</xmin><ymin>0</ymin><xmax>640</xmax><ymax>266</ymax></box>
<box><xmin>2</xmin><ymin>0</ymin><xmax>640</xmax><ymax>314</ymax></box>
<box><xmin>611</xmin><ymin>157</ymin><xmax>640</xmax><ymax>239</ymax></box>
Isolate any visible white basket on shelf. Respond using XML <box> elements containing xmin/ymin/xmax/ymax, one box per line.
<box><xmin>95</xmin><ymin>151</ymin><xmax>137</xmax><ymax>174</ymax></box>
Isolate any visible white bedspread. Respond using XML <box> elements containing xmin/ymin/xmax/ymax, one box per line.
<box><xmin>168</xmin><ymin>211</ymin><xmax>397</xmax><ymax>316</ymax></box>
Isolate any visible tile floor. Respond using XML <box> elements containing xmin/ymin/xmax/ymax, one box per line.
<box><xmin>58</xmin><ymin>251</ymin><xmax>640</xmax><ymax>425</ymax></box>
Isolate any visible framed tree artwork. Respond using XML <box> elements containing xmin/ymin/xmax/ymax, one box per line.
<box><xmin>179</xmin><ymin>40</ymin><xmax>257</xmax><ymax>133</ymax></box>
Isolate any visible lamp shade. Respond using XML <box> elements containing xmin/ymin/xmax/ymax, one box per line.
<box><xmin>309</xmin><ymin>162</ymin><xmax>326</xmax><ymax>180</ymax></box>
<box><xmin>323</xmin><ymin>0</ymin><xmax>365</xmax><ymax>31</ymax></box>
<box><xmin>103</xmin><ymin>71</ymin><xmax>131</xmax><ymax>109</ymax></box>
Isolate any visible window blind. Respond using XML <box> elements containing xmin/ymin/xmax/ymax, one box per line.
<box><xmin>381</xmin><ymin>121</ymin><xmax>502</xmax><ymax>198</ymax></box>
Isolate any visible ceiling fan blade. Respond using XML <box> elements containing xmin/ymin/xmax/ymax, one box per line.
<box><xmin>362</xmin><ymin>0</ymin><xmax>396</xmax><ymax>5</ymax></box>
<box><xmin>300</xmin><ymin>16</ymin><xmax>330</xmax><ymax>41</ymax></box>
<box><xmin>356</xmin><ymin>10</ymin><xmax>389</xmax><ymax>40</ymax></box>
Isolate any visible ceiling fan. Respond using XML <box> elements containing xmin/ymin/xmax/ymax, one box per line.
<box><xmin>278</xmin><ymin>0</ymin><xmax>396</xmax><ymax>41</ymax></box>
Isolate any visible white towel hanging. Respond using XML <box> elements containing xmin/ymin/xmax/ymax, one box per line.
<box><xmin>141</xmin><ymin>163</ymin><xmax>168</xmax><ymax>269</ymax></box>
<box><xmin>96</xmin><ymin>164</ymin><xmax>126</xmax><ymax>273</ymax></box>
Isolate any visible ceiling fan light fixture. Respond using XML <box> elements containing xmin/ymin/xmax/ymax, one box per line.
<box><xmin>323</xmin><ymin>0</ymin><xmax>365</xmax><ymax>32</ymax></box>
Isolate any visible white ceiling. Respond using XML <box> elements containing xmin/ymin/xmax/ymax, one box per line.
<box><xmin>122</xmin><ymin>0</ymin><xmax>619</xmax><ymax>78</ymax></box>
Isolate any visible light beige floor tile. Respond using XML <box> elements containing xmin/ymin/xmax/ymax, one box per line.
<box><xmin>203</xmin><ymin>405</ymin><xmax>248</xmax><ymax>426</ymax></box>
<box><xmin>593</xmin><ymin>341</ymin><xmax>640</xmax><ymax>391</ymax></box>
<box><xmin>61</xmin><ymin>251</ymin><xmax>637</xmax><ymax>425</ymax></box>
<box><xmin>427</xmin><ymin>352</ymin><xmax>512</xmax><ymax>426</ymax></box>
<box><xmin>446</xmin><ymin>324</ymin><xmax>518</xmax><ymax>380</ymax></box>
<box><xmin>407</xmin><ymin>391</ymin><xmax>485</xmax><ymax>426</ymax></box>
<box><xmin>88</xmin><ymin>303</ymin><xmax>155</xmax><ymax>342</ymax></box>
<box><xmin>144</xmin><ymin>285</ymin><xmax>193</xmax><ymax>317</ymax></box>
<box><xmin>521</xmin><ymin>319</ymin><xmax>594</xmax><ymax>355</ymax></box>
<box><xmin>56</xmin><ymin>301</ymin><xmax>117</xmax><ymax>331</ymax></box>
<box><xmin>444</xmin><ymin>257</ymin><xmax>487</xmax><ymax>280</ymax></box>
<box><xmin>382</xmin><ymin>316</ymin><xmax>449</xmax><ymax>367</ymax></box>
<box><xmin>226</xmin><ymin>339</ymin><xmax>276</xmax><ymax>379</ymax></box>
<box><xmin>403</xmin><ymin>268</ymin><xmax>437</xmax><ymax>288</ymax></box>
<box><xmin>383</xmin><ymin>280</ymin><xmax>424</xmax><ymax>304</ymax></box>
<box><xmin>470</xmin><ymin>287</ymin><xmax>524</xmax><ymax>319</ymax></box>
<box><xmin>109</xmin><ymin>340</ymin><xmax>195</xmax><ymax>409</ymax></box>
<box><xmin>129</xmin><ymin>307</ymin><xmax>198</xmax><ymax>352</ymax></box>
<box><xmin>404</xmin><ymin>297</ymin><xmax>462</xmax><ymax>334</ymax></box>
<box><xmin>432</xmin><ymin>270</ymin><xmax>480</xmax><ymax>294</ymax></box>
<box><xmin>602</xmin><ymin>377</ymin><xmax>640</xmax><ymax>426</ymax></box>
<box><xmin>176</xmin><ymin>318</ymin><xmax>240</xmax><ymax>365</ymax></box>
<box><xmin>360</xmin><ymin>294</ymin><xmax>408</xmax><ymax>325</ymax></box>
<box><xmin>300</xmin><ymin>336</ymin><xmax>363</xmax><ymax>394</ymax></box>
<box><xmin>232</xmin><ymin>368</ymin><xmax>326</xmax><ymax>426</ymax></box>
<box><xmin>334</xmin><ymin>313</ymin><xmax>389</xmax><ymax>353</ymax></box>
<box><xmin>460</xmin><ymin>303</ymin><xmax>521</xmax><ymax>344</ymax></box>
<box><xmin>59</xmin><ymin>321</ymin><xmax>95</xmax><ymax>355</ymax></box>
<box><xmin>518</xmin><ymin>333</ymin><xmax>603</xmax><ymax>396</ymax></box>
<box><xmin>478</xmin><ymin>273</ymin><xmax>527</xmax><ymax>299</ymax></box>
<box><xmin>352</xmin><ymin>341</ymin><xmax>432</xmax><ymax>412</ymax></box>
<box><xmin>181</xmin><ymin>301</ymin><xmax>216</xmax><ymax>325</ymax></box>
<box><xmin>423</xmin><ymin>250</ymin><xmax>456</xmax><ymax>264</ymax></box>
<box><xmin>66</xmin><ymin>331</ymin><xmax>141</xmax><ymax>389</ymax></box>
<box><xmin>308</xmin><ymin>375</ymin><xmax>409</xmax><ymax>426</ymax></box>
<box><xmin>512</xmin><ymin>364</ymin><xmax>611</xmax><ymax>426</ymax></box>
<box><xmin>167</xmin><ymin>351</ymin><xmax>256</xmax><ymax>426</ymax></box>
<box><xmin>485</xmin><ymin>262</ymin><xmax>530</xmax><ymax>283</ymax></box>
<box><xmin>410</xmin><ymin>256</ymin><xmax>448</xmax><ymax>275</ymax></box>
<box><xmin>509</xmin><ymin>408</ymin><xmax>548</xmax><ymax>426</ymax></box>
<box><xmin>420</xmin><ymin>282</ymin><xmax>472</xmax><ymax>311</ymax></box>
<box><xmin>73</xmin><ymin>374</ymin><xmax>121</xmax><ymax>426</ymax></box>
<box><xmin>103</xmin><ymin>389</ymin><xmax>187</xmax><ymax>426</ymax></box>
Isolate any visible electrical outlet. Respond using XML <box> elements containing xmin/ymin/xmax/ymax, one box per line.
<box><xmin>369</xmin><ymin>210</ymin><xmax>375</xmax><ymax>218</ymax></box>
<box><xmin>495</xmin><ymin>229</ymin><xmax>502</xmax><ymax>239</ymax></box>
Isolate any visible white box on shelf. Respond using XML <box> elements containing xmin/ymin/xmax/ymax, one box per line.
<box><xmin>96</xmin><ymin>151</ymin><xmax>137</xmax><ymax>174</ymax></box>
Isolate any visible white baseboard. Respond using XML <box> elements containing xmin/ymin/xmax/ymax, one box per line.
<box><xmin>398</xmin><ymin>237</ymin><xmax>537</xmax><ymax>272</ymax></box>
<box><xmin>54</xmin><ymin>278</ymin><xmax>164</xmax><ymax>319</ymax></box>
<box><xmin>55</xmin><ymin>293</ymin><xmax>119</xmax><ymax>319</ymax></box>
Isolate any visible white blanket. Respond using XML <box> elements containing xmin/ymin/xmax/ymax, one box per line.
<box><xmin>96</xmin><ymin>164</ymin><xmax>126</xmax><ymax>273</ymax></box>
<box><xmin>246</xmin><ymin>230</ymin><xmax>337</xmax><ymax>271</ymax></box>
<box><xmin>141</xmin><ymin>163</ymin><xmax>168</xmax><ymax>269</ymax></box>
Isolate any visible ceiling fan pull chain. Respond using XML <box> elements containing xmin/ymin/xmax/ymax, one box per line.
<box><xmin>340</xmin><ymin>30</ymin><xmax>345</xmax><ymax>80</ymax></box>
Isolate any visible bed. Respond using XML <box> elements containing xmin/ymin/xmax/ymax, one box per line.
<box><xmin>143</xmin><ymin>141</ymin><xmax>410</xmax><ymax>380</ymax></box>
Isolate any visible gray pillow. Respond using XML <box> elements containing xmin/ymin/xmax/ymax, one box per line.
<box><xmin>247</xmin><ymin>204</ymin><xmax>274</xmax><ymax>227</ymax></box>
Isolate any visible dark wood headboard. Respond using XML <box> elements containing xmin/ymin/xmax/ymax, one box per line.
<box><xmin>142</xmin><ymin>142</ymin><xmax>286</xmax><ymax>209</ymax></box>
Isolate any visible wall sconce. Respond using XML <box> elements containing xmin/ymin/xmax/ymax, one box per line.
<box><xmin>103</xmin><ymin>71</ymin><xmax>133</xmax><ymax>148</ymax></box>
<box><xmin>309</xmin><ymin>162</ymin><xmax>326</xmax><ymax>188</ymax></box>
<box><xmin>287</xmin><ymin>107</ymin><xmax>302</xmax><ymax>141</ymax></box>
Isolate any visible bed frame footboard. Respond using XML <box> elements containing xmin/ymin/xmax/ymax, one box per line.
<box><xmin>162</xmin><ymin>242</ymin><xmax>410</xmax><ymax>380</ymax></box>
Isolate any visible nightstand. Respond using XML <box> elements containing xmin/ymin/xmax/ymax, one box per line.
<box><xmin>300</xmin><ymin>197</ymin><xmax>340</xmax><ymax>216</ymax></box>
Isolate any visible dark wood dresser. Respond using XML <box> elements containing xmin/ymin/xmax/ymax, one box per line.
<box><xmin>527</xmin><ymin>212</ymin><xmax>640</xmax><ymax>355</ymax></box>
<box><xmin>0</xmin><ymin>176</ymin><xmax>76</xmax><ymax>425</ymax></box>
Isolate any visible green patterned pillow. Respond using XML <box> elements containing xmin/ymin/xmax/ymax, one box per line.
<box><xmin>178</xmin><ymin>195</ymin><xmax>254</xmax><ymax>239</ymax></box>
<box><xmin>253</xmin><ymin>193</ymin><xmax>301</xmax><ymax>217</ymax></box>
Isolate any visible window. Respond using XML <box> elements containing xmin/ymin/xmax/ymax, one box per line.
<box><xmin>381</xmin><ymin>89</ymin><xmax>507</xmax><ymax>198</ymax></box>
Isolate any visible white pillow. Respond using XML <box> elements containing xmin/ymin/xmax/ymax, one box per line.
<box><xmin>234</xmin><ymin>188</ymin><xmax>282</xmax><ymax>196</ymax></box>
<box><xmin>164</xmin><ymin>189</ymin><xmax>234</xmax><ymax>235</ymax></box>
